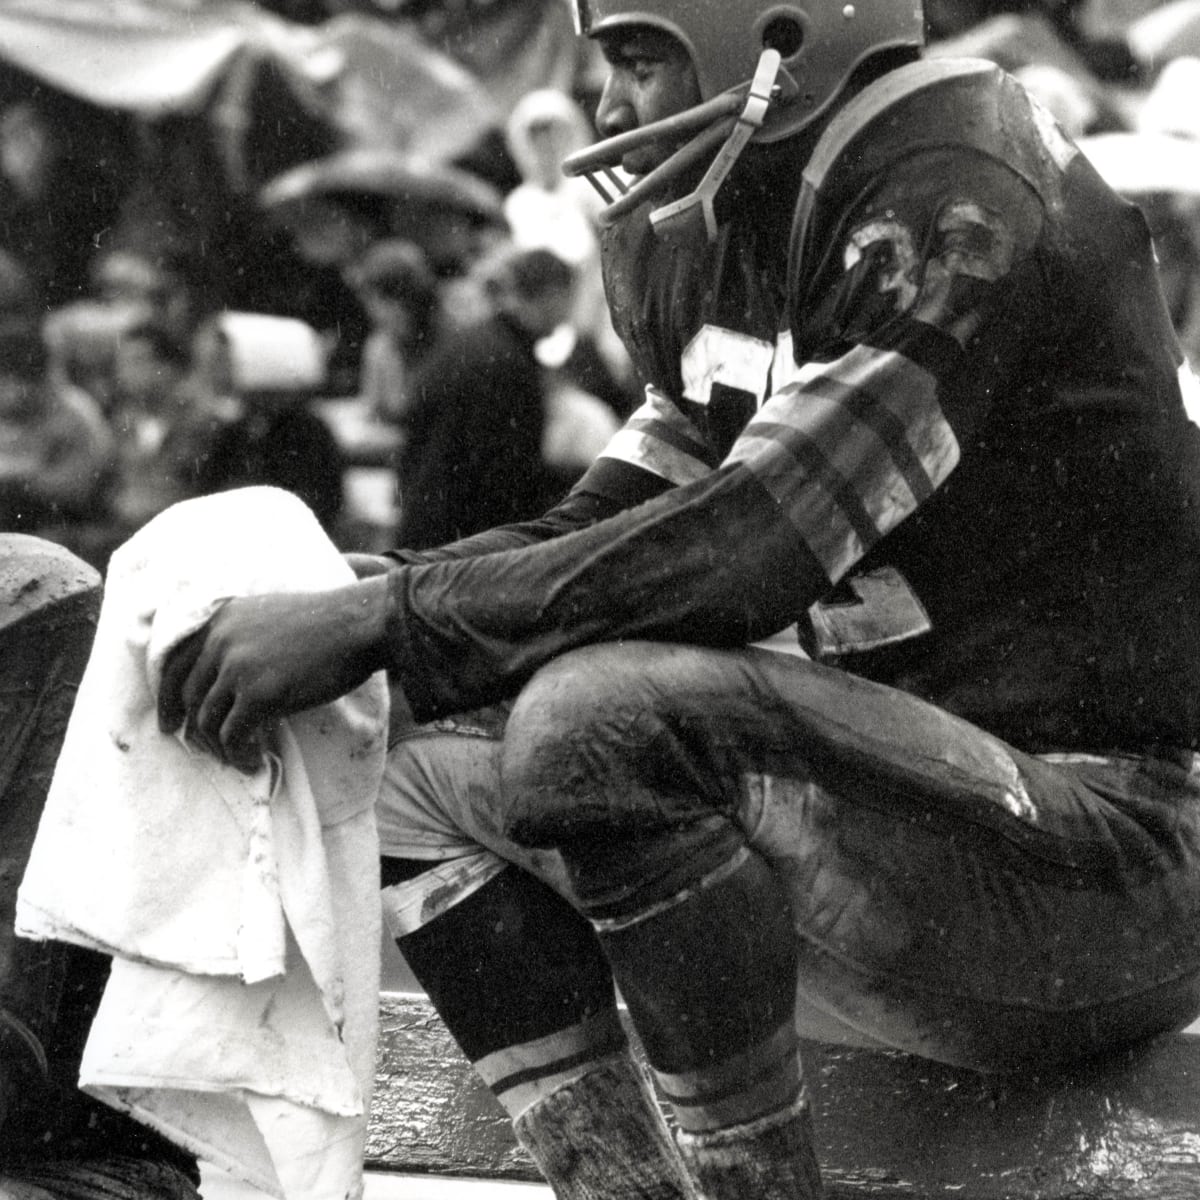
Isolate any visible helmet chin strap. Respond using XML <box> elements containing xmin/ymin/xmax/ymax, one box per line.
<box><xmin>562</xmin><ymin>48</ymin><xmax>785</xmax><ymax>241</ymax></box>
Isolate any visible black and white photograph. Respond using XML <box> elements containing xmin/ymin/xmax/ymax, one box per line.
<box><xmin>5</xmin><ymin>2</ymin><xmax>1200</xmax><ymax>1198</ymax></box>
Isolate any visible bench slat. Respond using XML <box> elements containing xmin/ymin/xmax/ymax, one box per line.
<box><xmin>369</xmin><ymin>993</ymin><xmax>1200</xmax><ymax>1198</ymax></box>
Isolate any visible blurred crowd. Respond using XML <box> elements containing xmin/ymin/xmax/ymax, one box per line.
<box><xmin>5</xmin><ymin>0</ymin><xmax>1200</xmax><ymax>571</ymax></box>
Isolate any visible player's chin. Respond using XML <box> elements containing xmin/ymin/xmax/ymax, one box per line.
<box><xmin>621</xmin><ymin>147</ymin><xmax>670</xmax><ymax>178</ymax></box>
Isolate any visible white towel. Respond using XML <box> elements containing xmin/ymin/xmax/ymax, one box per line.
<box><xmin>16</xmin><ymin>487</ymin><xmax>389</xmax><ymax>1200</ymax></box>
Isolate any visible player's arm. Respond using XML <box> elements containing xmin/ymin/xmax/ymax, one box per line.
<box><xmin>164</xmin><ymin>153</ymin><xmax>1046</xmax><ymax>761</ymax></box>
<box><xmin>385</xmin><ymin>455</ymin><xmax>676</xmax><ymax>566</ymax></box>
<box><xmin>377</xmin><ymin>152</ymin><xmax>1048</xmax><ymax>717</ymax></box>
<box><xmin>157</xmin><ymin>398</ymin><xmax>683</xmax><ymax>767</ymax></box>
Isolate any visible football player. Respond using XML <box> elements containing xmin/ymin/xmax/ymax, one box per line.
<box><xmin>160</xmin><ymin>2</ymin><xmax>1200</xmax><ymax>1196</ymax></box>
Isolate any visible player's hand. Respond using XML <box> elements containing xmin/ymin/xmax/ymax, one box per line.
<box><xmin>156</xmin><ymin>578</ymin><xmax>390</xmax><ymax>772</ymax></box>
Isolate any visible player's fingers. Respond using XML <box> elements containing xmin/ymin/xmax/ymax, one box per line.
<box><xmin>192</xmin><ymin>663</ymin><xmax>237</xmax><ymax>762</ymax></box>
<box><xmin>219</xmin><ymin>693</ymin><xmax>268</xmax><ymax>774</ymax></box>
<box><xmin>157</xmin><ymin>628</ymin><xmax>208</xmax><ymax>733</ymax></box>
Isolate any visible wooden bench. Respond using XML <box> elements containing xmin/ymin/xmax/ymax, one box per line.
<box><xmin>368</xmin><ymin>992</ymin><xmax>1200</xmax><ymax>1197</ymax></box>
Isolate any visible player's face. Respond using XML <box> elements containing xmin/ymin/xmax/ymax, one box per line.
<box><xmin>594</xmin><ymin>27</ymin><xmax>701</xmax><ymax>177</ymax></box>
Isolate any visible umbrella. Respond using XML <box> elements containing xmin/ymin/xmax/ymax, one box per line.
<box><xmin>317</xmin><ymin>13</ymin><xmax>498</xmax><ymax>165</ymax></box>
<box><xmin>259</xmin><ymin>145</ymin><xmax>505</xmax><ymax>226</ymax></box>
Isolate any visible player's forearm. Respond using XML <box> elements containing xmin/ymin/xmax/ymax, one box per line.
<box><xmin>379</xmin><ymin>465</ymin><xmax>824</xmax><ymax>720</ymax></box>
<box><xmin>385</xmin><ymin>465</ymin><xmax>662</xmax><ymax>567</ymax></box>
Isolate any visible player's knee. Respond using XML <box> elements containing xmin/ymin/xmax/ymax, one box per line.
<box><xmin>500</xmin><ymin>643</ymin><xmax>671</xmax><ymax>848</ymax></box>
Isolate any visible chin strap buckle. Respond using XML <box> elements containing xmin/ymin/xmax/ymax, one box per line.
<box><xmin>649</xmin><ymin>48</ymin><xmax>783</xmax><ymax>242</ymax></box>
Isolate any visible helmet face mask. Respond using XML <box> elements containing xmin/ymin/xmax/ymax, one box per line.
<box><xmin>565</xmin><ymin>0</ymin><xmax>924</xmax><ymax>236</ymax></box>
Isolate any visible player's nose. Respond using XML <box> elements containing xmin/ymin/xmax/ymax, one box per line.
<box><xmin>595</xmin><ymin>75</ymin><xmax>637</xmax><ymax>139</ymax></box>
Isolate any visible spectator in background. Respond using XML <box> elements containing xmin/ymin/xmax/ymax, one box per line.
<box><xmin>104</xmin><ymin>321</ymin><xmax>230</xmax><ymax>544</ymax></box>
<box><xmin>0</xmin><ymin>100</ymin><xmax>60</xmax><ymax>297</ymax></box>
<box><xmin>347</xmin><ymin>239</ymin><xmax>442</xmax><ymax>432</ymax></box>
<box><xmin>0</xmin><ymin>249</ymin><xmax>113</xmax><ymax>564</ymax></box>
<box><xmin>0</xmin><ymin>97</ymin><xmax>110</xmax><ymax>311</ymax></box>
<box><xmin>43</xmin><ymin>246</ymin><xmax>203</xmax><ymax>417</ymax></box>
<box><xmin>259</xmin><ymin>151</ymin><xmax>514</xmax><ymax>392</ymax></box>
<box><xmin>504</xmin><ymin>87</ymin><xmax>638</xmax><ymax>416</ymax></box>
<box><xmin>0</xmin><ymin>317</ymin><xmax>115</xmax><ymax>550</ymax></box>
<box><xmin>396</xmin><ymin>244</ymin><xmax>577</xmax><ymax>549</ymax></box>
<box><xmin>94</xmin><ymin>249</ymin><xmax>203</xmax><ymax>347</ymax></box>
<box><xmin>91</xmin><ymin>250</ymin><xmax>165</xmax><ymax>313</ymax></box>
<box><xmin>504</xmin><ymin>88</ymin><xmax>605</xmax><ymax>276</ymax></box>
<box><xmin>193</xmin><ymin>311</ymin><xmax>346</xmax><ymax>534</ymax></box>
<box><xmin>255</xmin><ymin>195</ymin><xmax>384</xmax><ymax>396</ymax></box>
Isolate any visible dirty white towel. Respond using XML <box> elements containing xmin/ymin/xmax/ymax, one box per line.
<box><xmin>16</xmin><ymin>487</ymin><xmax>389</xmax><ymax>1200</ymax></box>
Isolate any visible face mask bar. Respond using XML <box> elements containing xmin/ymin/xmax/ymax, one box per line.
<box><xmin>562</xmin><ymin>90</ymin><xmax>744</xmax><ymax>213</ymax></box>
<box><xmin>562</xmin><ymin>49</ymin><xmax>785</xmax><ymax>239</ymax></box>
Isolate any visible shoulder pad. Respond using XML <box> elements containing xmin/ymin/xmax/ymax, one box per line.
<box><xmin>803</xmin><ymin>58</ymin><xmax>999</xmax><ymax>194</ymax></box>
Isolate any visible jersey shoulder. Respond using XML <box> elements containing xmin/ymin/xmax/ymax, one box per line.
<box><xmin>800</xmin><ymin>56</ymin><xmax>1072</xmax><ymax>199</ymax></box>
<box><xmin>784</xmin><ymin>57</ymin><xmax>1078</xmax><ymax>361</ymax></box>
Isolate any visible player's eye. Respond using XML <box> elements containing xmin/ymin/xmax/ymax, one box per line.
<box><xmin>629</xmin><ymin>56</ymin><xmax>659</xmax><ymax>82</ymax></box>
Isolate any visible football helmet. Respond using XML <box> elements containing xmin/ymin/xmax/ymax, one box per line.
<box><xmin>564</xmin><ymin>0</ymin><xmax>924</xmax><ymax>238</ymax></box>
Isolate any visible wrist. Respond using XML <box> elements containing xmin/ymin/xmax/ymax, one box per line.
<box><xmin>351</xmin><ymin>574</ymin><xmax>393</xmax><ymax>674</ymax></box>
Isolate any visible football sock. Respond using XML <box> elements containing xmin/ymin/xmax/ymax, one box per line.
<box><xmin>383</xmin><ymin>856</ymin><xmax>697</xmax><ymax>1198</ymax></box>
<box><xmin>567</xmin><ymin>828</ymin><xmax>822</xmax><ymax>1198</ymax></box>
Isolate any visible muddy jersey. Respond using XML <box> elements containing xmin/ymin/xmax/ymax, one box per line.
<box><xmin>770</xmin><ymin>58</ymin><xmax>1200</xmax><ymax>749</ymax></box>
<box><xmin>384</xmin><ymin>57</ymin><xmax>1200</xmax><ymax>753</ymax></box>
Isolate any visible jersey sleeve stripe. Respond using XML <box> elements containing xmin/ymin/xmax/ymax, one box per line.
<box><xmin>726</xmin><ymin>346</ymin><xmax>960</xmax><ymax>580</ymax></box>
<box><xmin>755</xmin><ymin>404</ymin><xmax>929</xmax><ymax>544</ymax></box>
<box><xmin>731</xmin><ymin>428</ymin><xmax>872</xmax><ymax>579</ymax></box>
<box><xmin>598</xmin><ymin>386</ymin><xmax>715</xmax><ymax>485</ymax></box>
<box><xmin>780</xmin><ymin>383</ymin><xmax>932</xmax><ymax>505</ymax></box>
<box><xmin>805</xmin><ymin>345</ymin><xmax>959</xmax><ymax>498</ymax></box>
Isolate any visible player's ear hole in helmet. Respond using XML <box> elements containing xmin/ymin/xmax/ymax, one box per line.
<box><xmin>761</xmin><ymin>12</ymin><xmax>806</xmax><ymax>61</ymax></box>
<box><xmin>564</xmin><ymin>1</ymin><xmax>924</xmax><ymax>239</ymax></box>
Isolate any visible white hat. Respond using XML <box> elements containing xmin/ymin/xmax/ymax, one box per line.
<box><xmin>213</xmin><ymin>312</ymin><xmax>326</xmax><ymax>393</ymax></box>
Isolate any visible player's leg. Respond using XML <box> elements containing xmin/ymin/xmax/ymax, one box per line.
<box><xmin>724</xmin><ymin>652</ymin><xmax>1200</xmax><ymax>1070</ymax></box>
<box><xmin>499</xmin><ymin>641</ymin><xmax>1200</xmax><ymax>1199</ymax></box>
<box><xmin>562</xmin><ymin>826</ymin><xmax>822</xmax><ymax>1200</ymax></box>
<box><xmin>377</xmin><ymin>712</ymin><xmax>697</xmax><ymax>1200</ymax></box>
<box><xmin>499</xmin><ymin>654</ymin><xmax>826</xmax><ymax>1200</ymax></box>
